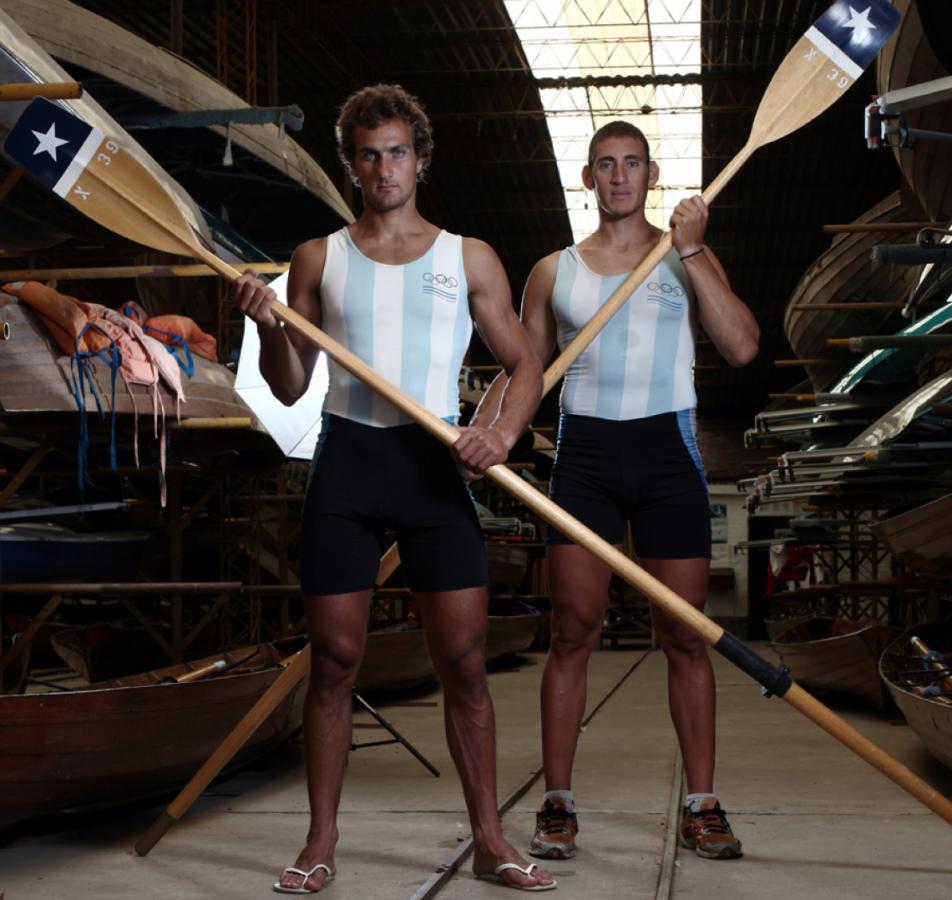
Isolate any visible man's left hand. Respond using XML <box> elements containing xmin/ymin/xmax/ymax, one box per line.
<box><xmin>452</xmin><ymin>426</ymin><xmax>510</xmax><ymax>479</ymax></box>
<box><xmin>669</xmin><ymin>194</ymin><xmax>708</xmax><ymax>257</ymax></box>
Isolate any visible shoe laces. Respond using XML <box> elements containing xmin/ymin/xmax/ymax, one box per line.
<box><xmin>538</xmin><ymin>806</ymin><xmax>575</xmax><ymax>834</ymax></box>
<box><xmin>689</xmin><ymin>805</ymin><xmax>732</xmax><ymax>836</ymax></box>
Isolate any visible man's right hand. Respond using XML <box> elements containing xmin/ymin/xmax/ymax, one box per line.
<box><xmin>233</xmin><ymin>270</ymin><xmax>279</xmax><ymax>330</ymax></box>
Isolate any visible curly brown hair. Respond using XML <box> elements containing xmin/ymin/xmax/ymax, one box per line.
<box><xmin>336</xmin><ymin>84</ymin><xmax>434</xmax><ymax>179</ymax></box>
<box><xmin>587</xmin><ymin>121</ymin><xmax>651</xmax><ymax>168</ymax></box>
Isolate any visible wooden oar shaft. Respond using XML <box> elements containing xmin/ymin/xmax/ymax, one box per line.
<box><xmin>136</xmin><ymin>538</ymin><xmax>403</xmax><ymax>855</ymax></box>
<box><xmin>0</xmin><ymin>81</ymin><xmax>82</xmax><ymax>101</ymax></box>
<box><xmin>0</xmin><ymin>262</ymin><xmax>288</xmax><ymax>281</ymax></box>
<box><xmin>822</xmin><ymin>221</ymin><xmax>939</xmax><ymax>234</ymax></box>
<box><xmin>269</xmin><ymin>304</ymin><xmax>952</xmax><ymax>828</ymax></box>
<box><xmin>542</xmin><ymin>141</ymin><xmax>756</xmax><ymax>394</ymax></box>
<box><xmin>792</xmin><ymin>302</ymin><xmax>904</xmax><ymax>311</ymax></box>
<box><xmin>785</xmin><ymin>683</ymin><xmax>952</xmax><ymax>825</ymax></box>
<box><xmin>174</xmin><ymin>659</ymin><xmax>227</xmax><ymax>683</ymax></box>
<box><xmin>135</xmin><ymin>647</ymin><xmax>311</xmax><ymax>855</ymax></box>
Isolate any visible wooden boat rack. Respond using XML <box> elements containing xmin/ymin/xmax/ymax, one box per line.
<box><xmin>0</xmin><ymin>580</ymin><xmax>304</xmax><ymax>678</ymax></box>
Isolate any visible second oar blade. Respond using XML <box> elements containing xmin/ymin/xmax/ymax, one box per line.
<box><xmin>749</xmin><ymin>0</ymin><xmax>902</xmax><ymax>147</ymax></box>
<box><xmin>3</xmin><ymin>96</ymin><xmax>201</xmax><ymax>259</ymax></box>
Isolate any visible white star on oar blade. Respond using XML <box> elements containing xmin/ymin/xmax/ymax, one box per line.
<box><xmin>31</xmin><ymin>123</ymin><xmax>69</xmax><ymax>161</ymax></box>
<box><xmin>843</xmin><ymin>6</ymin><xmax>876</xmax><ymax>40</ymax></box>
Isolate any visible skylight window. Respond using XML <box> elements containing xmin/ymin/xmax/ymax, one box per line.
<box><xmin>505</xmin><ymin>0</ymin><xmax>703</xmax><ymax>241</ymax></box>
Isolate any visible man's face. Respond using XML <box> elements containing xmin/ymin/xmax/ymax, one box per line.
<box><xmin>350</xmin><ymin>118</ymin><xmax>425</xmax><ymax>213</ymax></box>
<box><xmin>582</xmin><ymin>135</ymin><xmax>659</xmax><ymax>221</ymax></box>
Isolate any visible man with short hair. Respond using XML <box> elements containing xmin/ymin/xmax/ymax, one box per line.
<box><xmin>235</xmin><ymin>83</ymin><xmax>555</xmax><ymax>893</ymax></box>
<box><xmin>476</xmin><ymin>120</ymin><xmax>759</xmax><ymax>862</ymax></box>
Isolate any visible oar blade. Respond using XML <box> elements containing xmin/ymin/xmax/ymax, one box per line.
<box><xmin>751</xmin><ymin>0</ymin><xmax>902</xmax><ymax>148</ymax></box>
<box><xmin>3</xmin><ymin>96</ymin><xmax>200</xmax><ymax>258</ymax></box>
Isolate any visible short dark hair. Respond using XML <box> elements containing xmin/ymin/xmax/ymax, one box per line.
<box><xmin>587</xmin><ymin>121</ymin><xmax>651</xmax><ymax>168</ymax></box>
<box><xmin>336</xmin><ymin>84</ymin><xmax>434</xmax><ymax>178</ymax></box>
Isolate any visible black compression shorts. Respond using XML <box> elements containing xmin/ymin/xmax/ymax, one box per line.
<box><xmin>547</xmin><ymin>410</ymin><xmax>711</xmax><ymax>559</ymax></box>
<box><xmin>299</xmin><ymin>414</ymin><xmax>488</xmax><ymax>595</ymax></box>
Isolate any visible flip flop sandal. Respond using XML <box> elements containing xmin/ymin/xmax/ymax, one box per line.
<box><xmin>476</xmin><ymin>862</ymin><xmax>557</xmax><ymax>892</ymax></box>
<box><xmin>272</xmin><ymin>863</ymin><xmax>335</xmax><ymax>894</ymax></box>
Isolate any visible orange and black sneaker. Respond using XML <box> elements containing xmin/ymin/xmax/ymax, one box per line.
<box><xmin>529</xmin><ymin>797</ymin><xmax>579</xmax><ymax>860</ymax></box>
<box><xmin>679</xmin><ymin>802</ymin><xmax>743</xmax><ymax>859</ymax></box>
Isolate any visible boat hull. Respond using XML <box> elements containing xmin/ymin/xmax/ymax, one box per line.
<box><xmin>0</xmin><ymin>638</ymin><xmax>307</xmax><ymax>830</ymax></box>
<box><xmin>486</xmin><ymin>600</ymin><xmax>540</xmax><ymax>661</ymax></box>
<box><xmin>880</xmin><ymin>625</ymin><xmax>952</xmax><ymax>770</ymax></box>
<box><xmin>770</xmin><ymin>617</ymin><xmax>893</xmax><ymax>708</ymax></box>
<box><xmin>870</xmin><ymin>493</ymin><xmax>952</xmax><ymax>574</ymax></box>
<box><xmin>355</xmin><ymin>626</ymin><xmax>436</xmax><ymax>694</ymax></box>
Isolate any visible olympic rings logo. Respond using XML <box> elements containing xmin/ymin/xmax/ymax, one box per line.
<box><xmin>424</xmin><ymin>272</ymin><xmax>459</xmax><ymax>288</ymax></box>
<box><xmin>647</xmin><ymin>281</ymin><xmax>684</xmax><ymax>298</ymax></box>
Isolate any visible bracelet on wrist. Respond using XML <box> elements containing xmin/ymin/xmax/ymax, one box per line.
<box><xmin>679</xmin><ymin>247</ymin><xmax>704</xmax><ymax>261</ymax></box>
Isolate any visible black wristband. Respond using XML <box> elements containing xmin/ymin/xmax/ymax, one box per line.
<box><xmin>679</xmin><ymin>247</ymin><xmax>704</xmax><ymax>261</ymax></box>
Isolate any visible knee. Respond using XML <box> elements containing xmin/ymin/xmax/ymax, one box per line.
<box><xmin>308</xmin><ymin>633</ymin><xmax>364</xmax><ymax>689</ymax></box>
<box><xmin>434</xmin><ymin>641</ymin><xmax>488</xmax><ymax>697</ymax></box>
<box><xmin>659</xmin><ymin>625</ymin><xmax>707</xmax><ymax>662</ymax></box>
<box><xmin>550</xmin><ymin>611</ymin><xmax>602</xmax><ymax>656</ymax></box>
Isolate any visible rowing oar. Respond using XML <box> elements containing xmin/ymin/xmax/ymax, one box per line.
<box><xmin>0</xmin><ymin>81</ymin><xmax>82</xmax><ymax>101</ymax></box>
<box><xmin>545</xmin><ymin>0</ymin><xmax>903</xmax><ymax>392</ymax></box>
<box><xmin>133</xmin><ymin>543</ymin><xmax>401</xmax><ymax>855</ymax></box>
<box><xmin>11</xmin><ymin>0</ymin><xmax>950</xmax><ymax>848</ymax></box>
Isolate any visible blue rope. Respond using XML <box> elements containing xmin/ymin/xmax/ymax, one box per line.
<box><xmin>143</xmin><ymin>323</ymin><xmax>195</xmax><ymax>376</ymax></box>
<box><xmin>69</xmin><ymin>323</ymin><xmax>121</xmax><ymax>490</ymax></box>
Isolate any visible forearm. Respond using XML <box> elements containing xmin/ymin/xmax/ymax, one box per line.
<box><xmin>257</xmin><ymin>322</ymin><xmax>312</xmax><ymax>406</ymax></box>
<box><xmin>483</xmin><ymin>355</ymin><xmax>542</xmax><ymax>450</ymax></box>
<box><xmin>470</xmin><ymin>370</ymin><xmax>509</xmax><ymax>430</ymax></box>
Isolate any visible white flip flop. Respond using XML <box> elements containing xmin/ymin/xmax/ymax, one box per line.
<box><xmin>476</xmin><ymin>862</ymin><xmax>557</xmax><ymax>892</ymax></box>
<box><xmin>272</xmin><ymin>862</ymin><xmax>335</xmax><ymax>894</ymax></box>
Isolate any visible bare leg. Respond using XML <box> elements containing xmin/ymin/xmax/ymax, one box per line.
<box><xmin>415</xmin><ymin>588</ymin><xmax>554</xmax><ymax>890</ymax></box>
<box><xmin>276</xmin><ymin>590</ymin><xmax>372</xmax><ymax>893</ymax></box>
<box><xmin>541</xmin><ymin>544</ymin><xmax>614</xmax><ymax>790</ymax></box>
<box><xmin>640</xmin><ymin>557</ymin><xmax>715</xmax><ymax>794</ymax></box>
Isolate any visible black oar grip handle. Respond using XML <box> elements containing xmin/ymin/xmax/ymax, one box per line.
<box><xmin>713</xmin><ymin>631</ymin><xmax>792</xmax><ymax>698</ymax></box>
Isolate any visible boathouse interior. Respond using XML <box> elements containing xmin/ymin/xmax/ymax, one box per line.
<box><xmin>1</xmin><ymin>2</ymin><xmax>951</xmax><ymax>898</ymax></box>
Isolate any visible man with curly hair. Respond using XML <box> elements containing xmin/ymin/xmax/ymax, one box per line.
<box><xmin>235</xmin><ymin>84</ymin><xmax>554</xmax><ymax>893</ymax></box>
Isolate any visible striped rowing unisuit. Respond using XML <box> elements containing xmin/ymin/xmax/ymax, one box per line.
<box><xmin>320</xmin><ymin>227</ymin><xmax>472</xmax><ymax>427</ymax></box>
<box><xmin>552</xmin><ymin>245</ymin><xmax>697</xmax><ymax>420</ymax></box>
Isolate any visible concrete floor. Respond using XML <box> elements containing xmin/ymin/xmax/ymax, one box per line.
<box><xmin>2</xmin><ymin>643</ymin><xmax>951</xmax><ymax>899</ymax></box>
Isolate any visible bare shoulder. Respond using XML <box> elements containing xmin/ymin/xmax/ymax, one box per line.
<box><xmin>462</xmin><ymin>235</ymin><xmax>501</xmax><ymax>267</ymax></box>
<box><xmin>523</xmin><ymin>249</ymin><xmax>561</xmax><ymax>299</ymax></box>
<box><xmin>461</xmin><ymin>236</ymin><xmax>506</xmax><ymax>292</ymax></box>
<box><xmin>291</xmin><ymin>235</ymin><xmax>328</xmax><ymax>270</ymax></box>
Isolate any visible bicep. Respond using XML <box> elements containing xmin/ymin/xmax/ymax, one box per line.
<box><xmin>519</xmin><ymin>259</ymin><xmax>559</xmax><ymax>366</ymax></box>
<box><xmin>285</xmin><ymin>242</ymin><xmax>324</xmax><ymax>369</ymax></box>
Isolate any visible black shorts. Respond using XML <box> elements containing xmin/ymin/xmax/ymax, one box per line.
<box><xmin>547</xmin><ymin>411</ymin><xmax>711</xmax><ymax>559</ymax></box>
<box><xmin>299</xmin><ymin>414</ymin><xmax>488</xmax><ymax>595</ymax></box>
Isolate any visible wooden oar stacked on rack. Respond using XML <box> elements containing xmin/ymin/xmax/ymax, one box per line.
<box><xmin>8</xmin><ymin>0</ymin><xmax>949</xmax><ymax>854</ymax></box>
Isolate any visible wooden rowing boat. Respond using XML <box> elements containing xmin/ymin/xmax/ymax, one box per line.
<box><xmin>3</xmin><ymin>0</ymin><xmax>351</xmax><ymax>257</ymax></box>
<box><xmin>486</xmin><ymin>541</ymin><xmax>530</xmax><ymax>592</ymax></box>
<box><xmin>764</xmin><ymin>612</ymin><xmax>815</xmax><ymax>642</ymax></box>
<box><xmin>870</xmin><ymin>493</ymin><xmax>952</xmax><ymax>575</ymax></box>
<box><xmin>1</xmin><ymin>632</ymin><xmax>30</xmax><ymax>694</ymax></box>
<box><xmin>355</xmin><ymin>600</ymin><xmax>541</xmax><ymax>693</ymax></box>
<box><xmin>877</xmin><ymin>0</ymin><xmax>952</xmax><ymax>221</ymax></box>
<box><xmin>0</xmin><ymin>6</ymin><xmax>211</xmax><ymax>252</ymax></box>
<box><xmin>880</xmin><ymin>625</ymin><xmax>952</xmax><ymax>770</ymax></box>
<box><xmin>0</xmin><ymin>522</ymin><xmax>152</xmax><ymax>582</ymax></box>
<box><xmin>0</xmin><ymin>292</ymin><xmax>258</xmax><ymax>422</ymax></box>
<box><xmin>0</xmin><ymin>637</ymin><xmax>307</xmax><ymax>831</ymax></box>
<box><xmin>355</xmin><ymin>623</ymin><xmax>436</xmax><ymax>694</ymax></box>
<box><xmin>486</xmin><ymin>598</ymin><xmax>540</xmax><ymax>661</ymax></box>
<box><xmin>783</xmin><ymin>190</ymin><xmax>926</xmax><ymax>392</ymax></box>
<box><xmin>50</xmin><ymin>623</ymin><xmax>221</xmax><ymax>683</ymax></box>
<box><xmin>770</xmin><ymin>617</ymin><xmax>894</xmax><ymax>709</ymax></box>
